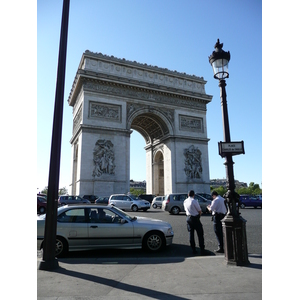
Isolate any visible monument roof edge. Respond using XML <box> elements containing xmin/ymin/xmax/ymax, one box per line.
<box><xmin>83</xmin><ymin>50</ymin><xmax>207</xmax><ymax>83</ymax></box>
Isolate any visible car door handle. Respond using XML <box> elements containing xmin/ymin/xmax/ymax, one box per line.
<box><xmin>90</xmin><ymin>225</ymin><xmax>98</xmax><ymax>228</ymax></box>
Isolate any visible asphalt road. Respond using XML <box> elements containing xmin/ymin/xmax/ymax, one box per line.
<box><xmin>52</xmin><ymin>207</ymin><xmax>262</xmax><ymax>259</ymax></box>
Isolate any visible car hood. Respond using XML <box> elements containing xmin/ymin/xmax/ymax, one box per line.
<box><xmin>37</xmin><ymin>214</ymin><xmax>46</xmax><ymax>220</ymax></box>
<box><xmin>134</xmin><ymin>216</ymin><xmax>170</xmax><ymax>226</ymax></box>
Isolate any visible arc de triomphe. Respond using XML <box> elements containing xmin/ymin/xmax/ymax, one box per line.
<box><xmin>68</xmin><ymin>51</ymin><xmax>213</xmax><ymax>197</ymax></box>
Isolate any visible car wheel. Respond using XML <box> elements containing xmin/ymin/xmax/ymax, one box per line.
<box><xmin>55</xmin><ymin>236</ymin><xmax>68</xmax><ymax>257</ymax></box>
<box><xmin>171</xmin><ymin>206</ymin><xmax>180</xmax><ymax>215</ymax></box>
<box><xmin>39</xmin><ymin>207</ymin><xmax>45</xmax><ymax>214</ymax></box>
<box><xmin>152</xmin><ymin>203</ymin><xmax>157</xmax><ymax>209</ymax></box>
<box><xmin>240</xmin><ymin>204</ymin><xmax>245</xmax><ymax>209</ymax></box>
<box><xmin>131</xmin><ymin>205</ymin><xmax>138</xmax><ymax>212</ymax></box>
<box><xmin>143</xmin><ymin>231</ymin><xmax>165</xmax><ymax>252</ymax></box>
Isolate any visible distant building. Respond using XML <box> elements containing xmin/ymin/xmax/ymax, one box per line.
<box><xmin>130</xmin><ymin>178</ymin><xmax>247</xmax><ymax>192</ymax></box>
<box><xmin>130</xmin><ymin>180</ymin><xmax>146</xmax><ymax>191</ymax></box>
<box><xmin>210</xmin><ymin>179</ymin><xmax>247</xmax><ymax>189</ymax></box>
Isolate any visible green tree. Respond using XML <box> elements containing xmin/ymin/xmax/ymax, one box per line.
<box><xmin>41</xmin><ymin>187</ymin><xmax>48</xmax><ymax>194</ymax></box>
<box><xmin>210</xmin><ymin>186</ymin><xmax>227</xmax><ymax>197</ymax></box>
<box><xmin>210</xmin><ymin>182</ymin><xmax>262</xmax><ymax>197</ymax></box>
<box><xmin>59</xmin><ymin>187</ymin><xmax>68</xmax><ymax>195</ymax></box>
<box><xmin>40</xmin><ymin>186</ymin><xmax>68</xmax><ymax>196</ymax></box>
<box><xmin>129</xmin><ymin>188</ymin><xmax>145</xmax><ymax>196</ymax></box>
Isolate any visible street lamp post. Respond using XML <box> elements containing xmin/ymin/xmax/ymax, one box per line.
<box><xmin>38</xmin><ymin>0</ymin><xmax>70</xmax><ymax>271</ymax></box>
<box><xmin>209</xmin><ymin>39</ymin><xmax>249</xmax><ymax>266</ymax></box>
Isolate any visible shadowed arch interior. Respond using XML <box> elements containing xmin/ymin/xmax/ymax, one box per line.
<box><xmin>131</xmin><ymin>113</ymin><xmax>169</xmax><ymax>144</ymax></box>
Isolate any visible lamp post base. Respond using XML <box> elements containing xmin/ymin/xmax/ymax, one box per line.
<box><xmin>222</xmin><ymin>214</ymin><xmax>250</xmax><ymax>266</ymax></box>
<box><xmin>38</xmin><ymin>258</ymin><xmax>59</xmax><ymax>271</ymax></box>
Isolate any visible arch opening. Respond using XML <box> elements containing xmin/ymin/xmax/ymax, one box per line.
<box><xmin>130</xmin><ymin>112</ymin><xmax>169</xmax><ymax>195</ymax></box>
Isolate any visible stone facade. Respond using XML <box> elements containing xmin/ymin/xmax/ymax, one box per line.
<box><xmin>68</xmin><ymin>51</ymin><xmax>213</xmax><ymax>197</ymax></box>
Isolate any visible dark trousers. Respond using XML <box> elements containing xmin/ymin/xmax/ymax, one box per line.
<box><xmin>213</xmin><ymin>214</ymin><xmax>225</xmax><ymax>250</ymax></box>
<box><xmin>186</xmin><ymin>215</ymin><xmax>205</xmax><ymax>250</ymax></box>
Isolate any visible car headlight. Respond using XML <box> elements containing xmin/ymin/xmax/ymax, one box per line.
<box><xmin>167</xmin><ymin>227</ymin><xmax>173</xmax><ymax>235</ymax></box>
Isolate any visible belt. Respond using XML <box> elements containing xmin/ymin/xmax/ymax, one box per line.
<box><xmin>214</xmin><ymin>212</ymin><xmax>225</xmax><ymax>216</ymax></box>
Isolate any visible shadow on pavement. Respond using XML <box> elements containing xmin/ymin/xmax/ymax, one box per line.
<box><xmin>52</xmin><ymin>266</ymin><xmax>190</xmax><ymax>300</ymax></box>
<box><xmin>56</xmin><ymin>243</ymin><xmax>216</xmax><ymax>262</ymax></box>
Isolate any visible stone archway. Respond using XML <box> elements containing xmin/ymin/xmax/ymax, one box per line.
<box><xmin>153</xmin><ymin>150</ymin><xmax>164</xmax><ymax>196</ymax></box>
<box><xmin>68</xmin><ymin>51</ymin><xmax>212</xmax><ymax>197</ymax></box>
<box><xmin>128</xmin><ymin>108</ymin><xmax>172</xmax><ymax>195</ymax></box>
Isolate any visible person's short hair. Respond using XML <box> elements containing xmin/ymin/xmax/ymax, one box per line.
<box><xmin>188</xmin><ymin>190</ymin><xmax>195</xmax><ymax>197</ymax></box>
<box><xmin>211</xmin><ymin>191</ymin><xmax>218</xmax><ymax>197</ymax></box>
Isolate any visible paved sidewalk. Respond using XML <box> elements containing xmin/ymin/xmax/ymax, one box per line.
<box><xmin>37</xmin><ymin>254</ymin><xmax>262</xmax><ymax>300</ymax></box>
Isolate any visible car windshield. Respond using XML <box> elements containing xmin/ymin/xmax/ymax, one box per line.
<box><xmin>128</xmin><ymin>195</ymin><xmax>143</xmax><ymax>201</ymax></box>
<box><xmin>111</xmin><ymin>206</ymin><xmax>137</xmax><ymax>221</ymax></box>
<box><xmin>38</xmin><ymin>197</ymin><xmax>47</xmax><ymax>203</ymax></box>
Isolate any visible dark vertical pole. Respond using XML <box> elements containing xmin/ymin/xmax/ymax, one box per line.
<box><xmin>219</xmin><ymin>79</ymin><xmax>249</xmax><ymax>265</ymax></box>
<box><xmin>38</xmin><ymin>0</ymin><xmax>70</xmax><ymax>271</ymax></box>
<box><xmin>219</xmin><ymin>79</ymin><xmax>237</xmax><ymax>216</ymax></box>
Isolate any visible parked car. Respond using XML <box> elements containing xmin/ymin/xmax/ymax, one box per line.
<box><xmin>152</xmin><ymin>196</ymin><xmax>164</xmax><ymax>209</ymax></box>
<box><xmin>162</xmin><ymin>193</ymin><xmax>211</xmax><ymax>215</ymax></box>
<box><xmin>108</xmin><ymin>194</ymin><xmax>150</xmax><ymax>212</ymax></box>
<box><xmin>37</xmin><ymin>196</ymin><xmax>47</xmax><ymax>214</ymax></box>
<box><xmin>82</xmin><ymin>195</ymin><xmax>98</xmax><ymax>203</ymax></box>
<box><xmin>37</xmin><ymin>193</ymin><xmax>47</xmax><ymax>200</ymax></box>
<box><xmin>58</xmin><ymin>195</ymin><xmax>90</xmax><ymax>206</ymax></box>
<box><xmin>95</xmin><ymin>196</ymin><xmax>109</xmax><ymax>205</ymax></box>
<box><xmin>197</xmin><ymin>193</ymin><xmax>213</xmax><ymax>201</ymax></box>
<box><xmin>37</xmin><ymin>204</ymin><xmax>174</xmax><ymax>256</ymax></box>
<box><xmin>195</xmin><ymin>194</ymin><xmax>212</xmax><ymax>213</ymax></box>
<box><xmin>239</xmin><ymin>195</ymin><xmax>262</xmax><ymax>209</ymax></box>
<box><xmin>138</xmin><ymin>194</ymin><xmax>156</xmax><ymax>203</ymax></box>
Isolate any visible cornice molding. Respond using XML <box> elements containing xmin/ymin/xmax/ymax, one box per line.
<box><xmin>70</xmin><ymin>76</ymin><xmax>211</xmax><ymax>111</ymax></box>
<box><xmin>68</xmin><ymin>51</ymin><xmax>213</xmax><ymax>107</ymax></box>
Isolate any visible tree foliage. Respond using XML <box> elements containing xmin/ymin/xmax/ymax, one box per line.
<box><xmin>40</xmin><ymin>186</ymin><xmax>68</xmax><ymax>196</ymax></box>
<box><xmin>210</xmin><ymin>181</ymin><xmax>262</xmax><ymax>196</ymax></box>
<box><xmin>129</xmin><ymin>188</ymin><xmax>145</xmax><ymax>196</ymax></box>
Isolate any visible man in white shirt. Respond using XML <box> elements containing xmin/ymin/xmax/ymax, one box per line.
<box><xmin>183</xmin><ymin>190</ymin><xmax>205</xmax><ymax>255</ymax></box>
<box><xmin>207</xmin><ymin>191</ymin><xmax>227</xmax><ymax>253</ymax></box>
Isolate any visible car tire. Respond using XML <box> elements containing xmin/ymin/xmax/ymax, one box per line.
<box><xmin>240</xmin><ymin>203</ymin><xmax>245</xmax><ymax>209</ymax></box>
<box><xmin>143</xmin><ymin>231</ymin><xmax>165</xmax><ymax>252</ymax></box>
<box><xmin>152</xmin><ymin>203</ymin><xmax>157</xmax><ymax>209</ymax></box>
<box><xmin>55</xmin><ymin>236</ymin><xmax>68</xmax><ymax>257</ymax></box>
<box><xmin>171</xmin><ymin>206</ymin><xmax>180</xmax><ymax>215</ymax></box>
<box><xmin>131</xmin><ymin>205</ymin><xmax>138</xmax><ymax>212</ymax></box>
<box><xmin>39</xmin><ymin>207</ymin><xmax>45</xmax><ymax>214</ymax></box>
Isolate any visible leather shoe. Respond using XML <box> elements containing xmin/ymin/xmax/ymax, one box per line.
<box><xmin>214</xmin><ymin>248</ymin><xmax>224</xmax><ymax>253</ymax></box>
<box><xmin>192</xmin><ymin>249</ymin><xmax>197</xmax><ymax>255</ymax></box>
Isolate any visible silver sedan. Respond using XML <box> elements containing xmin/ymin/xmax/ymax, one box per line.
<box><xmin>37</xmin><ymin>204</ymin><xmax>174</xmax><ymax>257</ymax></box>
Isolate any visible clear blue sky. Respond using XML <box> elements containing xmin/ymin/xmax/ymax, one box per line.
<box><xmin>37</xmin><ymin>0</ymin><xmax>263</xmax><ymax>192</ymax></box>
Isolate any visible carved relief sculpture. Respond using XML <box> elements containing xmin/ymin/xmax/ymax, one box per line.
<box><xmin>179</xmin><ymin>115</ymin><xmax>203</xmax><ymax>132</ymax></box>
<box><xmin>89</xmin><ymin>102</ymin><xmax>121</xmax><ymax>122</ymax></box>
<box><xmin>184</xmin><ymin>145</ymin><xmax>203</xmax><ymax>179</ymax></box>
<box><xmin>92</xmin><ymin>139</ymin><xmax>115</xmax><ymax>177</ymax></box>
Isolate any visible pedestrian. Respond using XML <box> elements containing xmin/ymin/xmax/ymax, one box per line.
<box><xmin>183</xmin><ymin>190</ymin><xmax>205</xmax><ymax>255</ymax></box>
<box><xmin>207</xmin><ymin>191</ymin><xmax>227</xmax><ymax>253</ymax></box>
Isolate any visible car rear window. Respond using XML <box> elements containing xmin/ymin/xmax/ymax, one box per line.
<box><xmin>57</xmin><ymin>208</ymin><xmax>86</xmax><ymax>223</ymax></box>
<box><xmin>172</xmin><ymin>194</ymin><xmax>186</xmax><ymax>201</ymax></box>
